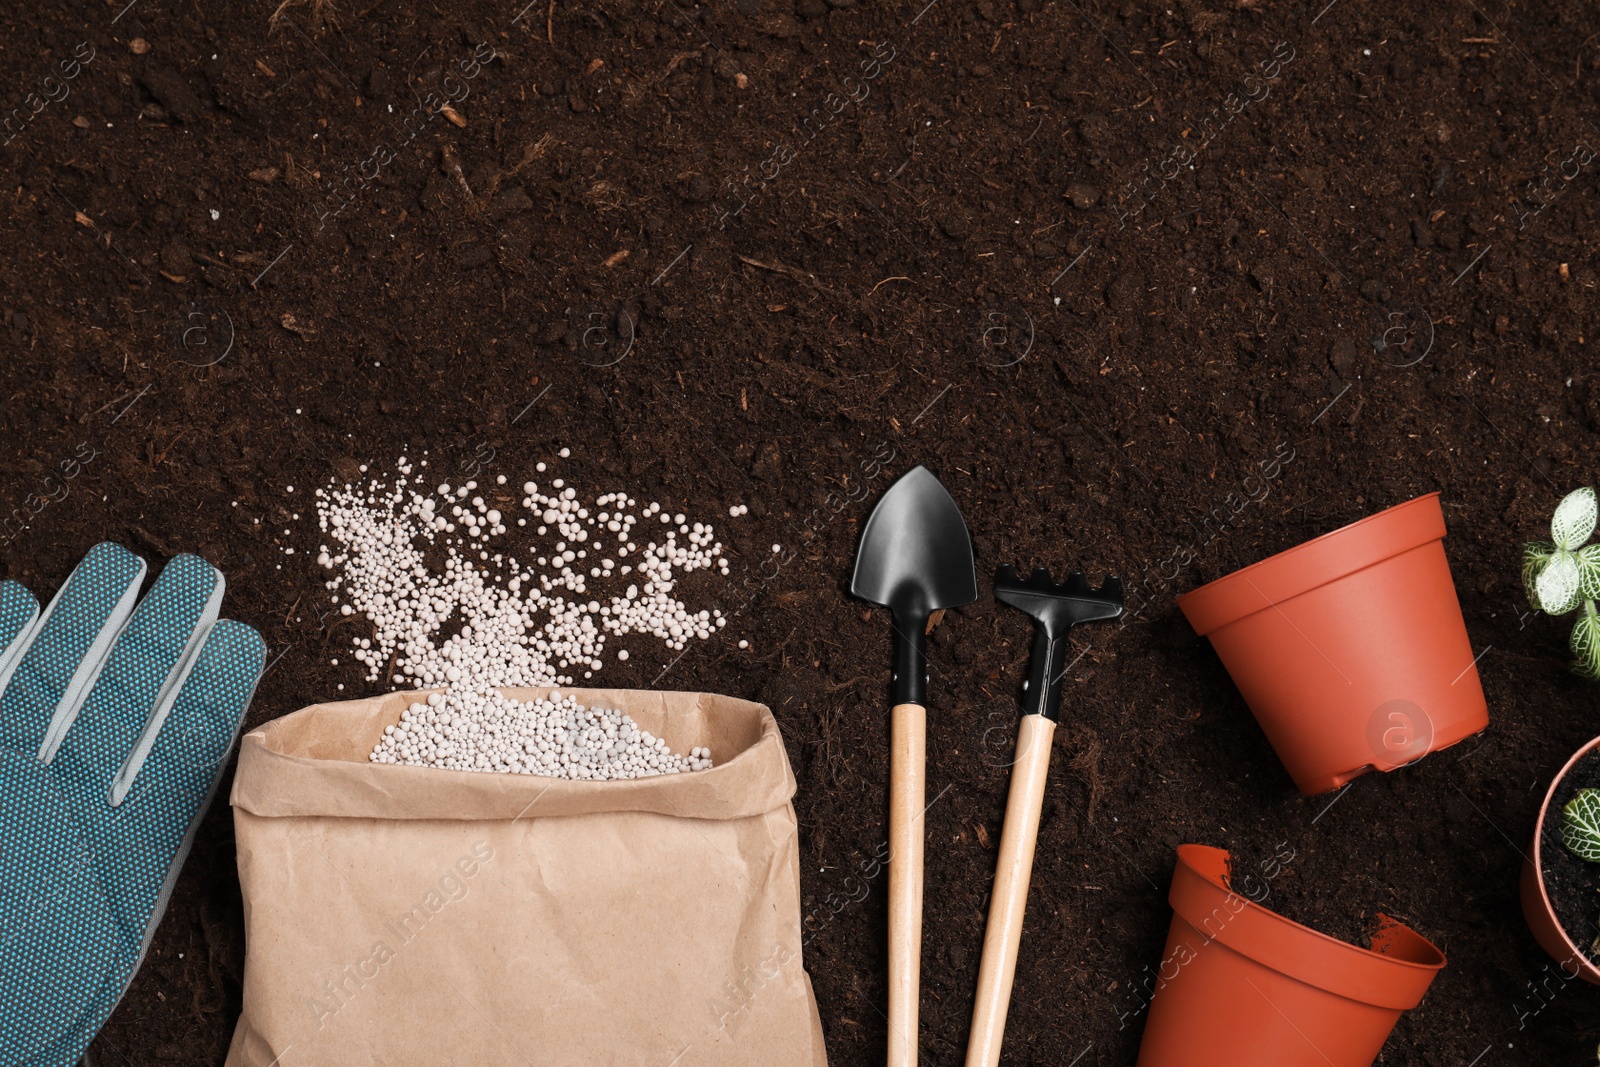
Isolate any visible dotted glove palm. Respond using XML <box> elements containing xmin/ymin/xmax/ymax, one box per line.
<box><xmin>0</xmin><ymin>543</ymin><xmax>265</xmax><ymax>1066</ymax></box>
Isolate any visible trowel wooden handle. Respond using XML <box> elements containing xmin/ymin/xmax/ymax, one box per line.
<box><xmin>965</xmin><ymin>713</ymin><xmax>1056</xmax><ymax>1067</ymax></box>
<box><xmin>888</xmin><ymin>701</ymin><xmax>927</xmax><ymax>1067</ymax></box>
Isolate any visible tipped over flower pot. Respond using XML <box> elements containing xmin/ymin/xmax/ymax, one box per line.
<box><xmin>1521</xmin><ymin>733</ymin><xmax>1600</xmax><ymax>985</ymax></box>
<box><xmin>1177</xmin><ymin>492</ymin><xmax>1488</xmax><ymax>795</ymax></box>
<box><xmin>1135</xmin><ymin>845</ymin><xmax>1446</xmax><ymax>1067</ymax></box>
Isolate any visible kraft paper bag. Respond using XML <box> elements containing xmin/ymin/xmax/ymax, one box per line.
<box><xmin>225</xmin><ymin>687</ymin><xmax>828</xmax><ymax>1067</ymax></box>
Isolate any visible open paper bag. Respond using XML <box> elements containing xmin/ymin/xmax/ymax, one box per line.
<box><xmin>225</xmin><ymin>687</ymin><xmax>828</xmax><ymax>1067</ymax></box>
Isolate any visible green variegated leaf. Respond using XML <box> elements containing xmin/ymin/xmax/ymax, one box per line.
<box><xmin>1572</xmin><ymin>605</ymin><xmax>1600</xmax><ymax>681</ymax></box>
<box><xmin>1537</xmin><ymin>550</ymin><xmax>1584</xmax><ymax>615</ymax></box>
<box><xmin>1525</xmin><ymin>541</ymin><xmax>1558</xmax><ymax>608</ymax></box>
<box><xmin>1580</xmin><ymin>545</ymin><xmax>1600</xmax><ymax>602</ymax></box>
<box><xmin>1552</xmin><ymin>487</ymin><xmax>1598</xmax><ymax>551</ymax></box>
<box><xmin>1561</xmin><ymin>788</ymin><xmax>1600</xmax><ymax>862</ymax></box>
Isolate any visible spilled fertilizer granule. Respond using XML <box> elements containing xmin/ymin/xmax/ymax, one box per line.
<box><xmin>313</xmin><ymin>455</ymin><xmax>737</xmax><ymax>688</ymax></box>
<box><xmin>308</xmin><ymin>453</ymin><xmax>737</xmax><ymax>777</ymax></box>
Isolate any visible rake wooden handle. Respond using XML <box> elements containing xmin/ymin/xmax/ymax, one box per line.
<box><xmin>965</xmin><ymin>713</ymin><xmax>1056</xmax><ymax>1067</ymax></box>
<box><xmin>888</xmin><ymin>701</ymin><xmax>927</xmax><ymax>1067</ymax></box>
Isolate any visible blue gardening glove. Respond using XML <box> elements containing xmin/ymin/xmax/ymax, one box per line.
<box><xmin>0</xmin><ymin>543</ymin><xmax>265</xmax><ymax>1067</ymax></box>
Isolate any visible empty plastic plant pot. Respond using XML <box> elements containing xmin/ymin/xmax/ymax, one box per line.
<box><xmin>1177</xmin><ymin>492</ymin><xmax>1488</xmax><ymax>795</ymax></box>
<box><xmin>1135</xmin><ymin>845</ymin><xmax>1446</xmax><ymax>1067</ymax></box>
<box><xmin>1521</xmin><ymin>733</ymin><xmax>1600</xmax><ymax>985</ymax></box>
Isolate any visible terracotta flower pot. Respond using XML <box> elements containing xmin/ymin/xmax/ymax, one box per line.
<box><xmin>1135</xmin><ymin>845</ymin><xmax>1446</xmax><ymax>1067</ymax></box>
<box><xmin>1521</xmin><ymin>733</ymin><xmax>1600</xmax><ymax>985</ymax></box>
<box><xmin>1177</xmin><ymin>492</ymin><xmax>1488</xmax><ymax>795</ymax></box>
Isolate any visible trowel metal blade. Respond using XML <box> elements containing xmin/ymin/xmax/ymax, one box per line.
<box><xmin>850</xmin><ymin>465</ymin><xmax>978</xmax><ymax>620</ymax></box>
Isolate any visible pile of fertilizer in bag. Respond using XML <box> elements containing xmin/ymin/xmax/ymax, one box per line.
<box><xmin>370</xmin><ymin>688</ymin><xmax>713</xmax><ymax>779</ymax></box>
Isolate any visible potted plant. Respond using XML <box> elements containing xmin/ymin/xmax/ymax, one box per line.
<box><xmin>1177</xmin><ymin>493</ymin><xmax>1489</xmax><ymax>795</ymax></box>
<box><xmin>1135</xmin><ymin>845</ymin><xmax>1446</xmax><ymax>1067</ymax></box>
<box><xmin>1521</xmin><ymin>486</ymin><xmax>1600</xmax><ymax>678</ymax></box>
<box><xmin>1521</xmin><ymin>733</ymin><xmax>1600</xmax><ymax>985</ymax></box>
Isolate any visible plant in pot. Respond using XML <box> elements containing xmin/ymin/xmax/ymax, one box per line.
<box><xmin>1522</xmin><ymin>737</ymin><xmax>1600</xmax><ymax>985</ymax></box>
<box><xmin>1518</xmin><ymin>488</ymin><xmax>1600</xmax><ymax>985</ymax></box>
<box><xmin>1522</xmin><ymin>486</ymin><xmax>1600</xmax><ymax>678</ymax></box>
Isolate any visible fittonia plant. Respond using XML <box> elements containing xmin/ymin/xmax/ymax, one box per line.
<box><xmin>1560</xmin><ymin>789</ymin><xmax>1600</xmax><ymax>956</ymax></box>
<box><xmin>1565</xmin><ymin>789</ymin><xmax>1600</xmax><ymax>863</ymax></box>
<box><xmin>1523</xmin><ymin>487</ymin><xmax>1600</xmax><ymax>679</ymax></box>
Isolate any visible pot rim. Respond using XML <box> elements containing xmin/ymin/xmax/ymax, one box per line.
<box><xmin>1526</xmin><ymin>733</ymin><xmax>1600</xmax><ymax>980</ymax></box>
<box><xmin>1177</xmin><ymin>492</ymin><xmax>1444</xmax><ymax>637</ymax></box>
<box><xmin>1170</xmin><ymin>844</ymin><xmax>1445</xmax><ymax>1010</ymax></box>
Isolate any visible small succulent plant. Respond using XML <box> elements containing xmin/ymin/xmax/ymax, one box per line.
<box><xmin>1523</xmin><ymin>487</ymin><xmax>1600</xmax><ymax>679</ymax></box>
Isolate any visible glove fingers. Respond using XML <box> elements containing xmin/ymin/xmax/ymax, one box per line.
<box><xmin>0</xmin><ymin>551</ymin><xmax>256</xmax><ymax>1067</ymax></box>
<box><xmin>110</xmin><ymin>618</ymin><xmax>264</xmax><ymax>812</ymax></box>
<box><xmin>0</xmin><ymin>750</ymin><xmax>118</xmax><ymax>1065</ymax></box>
<box><xmin>98</xmin><ymin>619</ymin><xmax>264</xmax><ymax>923</ymax></box>
<box><xmin>0</xmin><ymin>544</ymin><xmax>146</xmax><ymax>760</ymax></box>
<box><xmin>50</xmin><ymin>556</ymin><xmax>222</xmax><ymax>806</ymax></box>
<box><xmin>0</xmin><ymin>581</ymin><xmax>41</xmax><ymax>693</ymax></box>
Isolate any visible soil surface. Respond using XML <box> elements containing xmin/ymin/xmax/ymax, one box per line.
<box><xmin>3</xmin><ymin>0</ymin><xmax>1600</xmax><ymax>1062</ymax></box>
<box><xmin>1539</xmin><ymin>748</ymin><xmax>1600</xmax><ymax>969</ymax></box>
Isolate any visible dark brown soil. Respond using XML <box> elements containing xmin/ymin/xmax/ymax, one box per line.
<box><xmin>4</xmin><ymin>0</ymin><xmax>1600</xmax><ymax>1062</ymax></box>
<box><xmin>1539</xmin><ymin>748</ymin><xmax>1600</xmax><ymax>967</ymax></box>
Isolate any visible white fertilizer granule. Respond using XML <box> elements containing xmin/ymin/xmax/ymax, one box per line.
<box><xmin>311</xmin><ymin>455</ymin><xmax>731</xmax><ymax>688</ymax></box>
<box><xmin>370</xmin><ymin>689</ymin><xmax>713</xmax><ymax>779</ymax></box>
<box><xmin>314</xmin><ymin>454</ymin><xmax>726</xmax><ymax>777</ymax></box>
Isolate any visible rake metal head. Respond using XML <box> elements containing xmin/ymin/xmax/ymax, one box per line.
<box><xmin>995</xmin><ymin>565</ymin><xmax>1124</xmax><ymax>720</ymax></box>
<box><xmin>995</xmin><ymin>566</ymin><xmax>1124</xmax><ymax>638</ymax></box>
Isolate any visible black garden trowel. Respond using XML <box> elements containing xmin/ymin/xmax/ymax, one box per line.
<box><xmin>964</xmin><ymin>565</ymin><xmax>1123</xmax><ymax>1067</ymax></box>
<box><xmin>850</xmin><ymin>465</ymin><xmax>977</xmax><ymax>1067</ymax></box>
